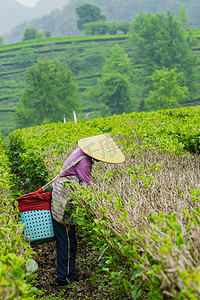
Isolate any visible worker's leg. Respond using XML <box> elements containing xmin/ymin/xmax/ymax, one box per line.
<box><xmin>67</xmin><ymin>225</ymin><xmax>77</xmax><ymax>282</ymax></box>
<box><xmin>53</xmin><ymin>219</ymin><xmax>77</xmax><ymax>286</ymax></box>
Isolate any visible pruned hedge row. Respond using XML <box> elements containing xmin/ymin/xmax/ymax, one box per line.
<box><xmin>0</xmin><ymin>134</ymin><xmax>38</xmax><ymax>300</ymax></box>
<box><xmin>7</xmin><ymin>106</ymin><xmax>200</xmax><ymax>191</ymax></box>
<box><xmin>6</xmin><ymin>106</ymin><xmax>200</xmax><ymax>299</ymax></box>
<box><xmin>0</xmin><ymin>34</ymin><xmax>128</xmax><ymax>53</ymax></box>
<box><xmin>71</xmin><ymin>147</ymin><xmax>200</xmax><ymax>299</ymax></box>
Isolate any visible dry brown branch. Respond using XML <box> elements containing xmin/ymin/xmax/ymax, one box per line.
<box><xmin>72</xmin><ymin>144</ymin><xmax>200</xmax><ymax>298</ymax></box>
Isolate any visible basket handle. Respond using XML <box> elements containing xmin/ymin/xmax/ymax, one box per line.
<box><xmin>42</xmin><ymin>155</ymin><xmax>87</xmax><ymax>191</ymax></box>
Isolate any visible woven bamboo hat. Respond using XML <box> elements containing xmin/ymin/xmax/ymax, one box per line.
<box><xmin>78</xmin><ymin>134</ymin><xmax>125</xmax><ymax>164</ymax></box>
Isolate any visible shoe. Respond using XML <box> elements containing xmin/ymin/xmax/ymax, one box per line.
<box><xmin>58</xmin><ymin>280</ymin><xmax>75</xmax><ymax>289</ymax></box>
<box><xmin>58</xmin><ymin>284</ymin><xmax>69</xmax><ymax>289</ymax></box>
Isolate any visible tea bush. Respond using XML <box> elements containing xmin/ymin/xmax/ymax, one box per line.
<box><xmin>0</xmin><ymin>134</ymin><xmax>39</xmax><ymax>299</ymax></box>
<box><xmin>6</xmin><ymin>106</ymin><xmax>200</xmax><ymax>298</ymax></box>
<box><xmin>7</xmin><ymin>130</ymin><xmax>49</xmax><ymax>194</ymax></box>
<box><xmin>6</xmin><ymin>122</ymin><xmax>102</xmax><ymax>194</ymax></box>
<box><xmin>8</xmin><ymin>106</ymin><xmax>200</xmax><ymax>193</ymax></box>
<box><xmin>71</xmin><ymin>146</ymin><xmax>200</xmax><ymax>299</ymax></box>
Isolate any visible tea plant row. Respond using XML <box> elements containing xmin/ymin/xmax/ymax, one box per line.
<box><xmin>5</xmin><ymin>106</ymin><xmax>200</xmax><ymax>299</ymax></box>
<box><xmin>0</xmin><ymin>135</ymin><xmax>38</xmax><ymax>299</ymax></box>
<box><xmin>7</xmin><ymin>105</ymin><xmax>200</xmax><ymax>191</ymax></box>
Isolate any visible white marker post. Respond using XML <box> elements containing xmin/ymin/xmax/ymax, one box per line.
<box><xmin>73</xmin><ymin>109</ymin><xmax>77</xmax><ymax>123</ymax></box>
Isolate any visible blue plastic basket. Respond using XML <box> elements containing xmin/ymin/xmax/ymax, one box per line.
<box><xmin>20</xmin><ymin>210</ymin><xmax>55</xmax><ymax>244</ymax></box>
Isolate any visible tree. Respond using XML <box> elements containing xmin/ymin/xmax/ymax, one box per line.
<box><xmin>178</xmin><ymin>3</ymin><xmax>193</xmax><ymax>30</ymax></box>
<box><xmin>83</xmin><ymin>20</ymin><xmax>131</xmax><ymax>36</ymax></box>
<box><xmin>22</xmin><ymin>28</ymin><xmax>43</xmax><ymax>41</ymax></box>
<box><xmin>15</xmin><ymin>58</ymin><xmax>79</xmax><ymax>128</ymax></box>
<box><xmin>145</xmin><ymin>67</ymin><xmax>189</xmax><ymax>111</ymax></box>
<box><xmin>97</xmin><ymin>73</ymin><xmax>133</xmax><ymax>116</ymax></box>
<box><xmin>83</xmin><ymin>21</ymin><xmax>108</xmax><ymax>35</ymax></box>
<box><xmin>62</xmin><ymin>44</ymin><xmax>83</xmax><ymax>75</ymax></box>
<box><xmin>82</xmin><ymin>22</ymin><xmax>97</xmax><ymax>35</ymax></box>
<box><xmin>102</xmin><ymin>44</ymin><xmax>134</xmax><ymax>79</ymax></box>
<box><xmin>44</xmin><ymin>30</ymin><xmax>52</xmax><ymax>37</ymax></box>
<box><xmin>16</xmin><ymin>48</ymin><xmax>35</xmax><ymax>64</ymax></box>
<box><xmin>130</xmin><ymin>11</ymin><xmax>198</xmax><ymax>109</ymax></box>
<box><xmin>117</xmin><ymin>21</ymin><xmax>130</xmax><ymax>34</ymax></box>
<box><xmin>75</xmin><ymin>3</ymin><xmax>106</xmax><ymax>31</ymax></box>
<box><xmin>87</xmin><ymin>44</ymin><xmax>136</xmax><ymax>116</ymax></box>
<box><xmin>107</xmin><ymin>21</ymin><xmax>118</xmax><ymax>35</ymax></box>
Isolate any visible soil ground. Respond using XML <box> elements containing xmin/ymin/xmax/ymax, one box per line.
<box><xmin>32</xmin><ymin>230</ymin><xmax>111</xmax><ymax>300</ymax></box>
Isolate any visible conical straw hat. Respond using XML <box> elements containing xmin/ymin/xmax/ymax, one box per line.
<box><xmin>78</xmin><ymin>134</ymin><xmax>125</xmax><ymax>164</ymax></box>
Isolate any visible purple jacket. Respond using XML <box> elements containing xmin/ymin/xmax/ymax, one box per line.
<box><xmin>53</xmin><ymin>148</ymin><xmax>92</xmax><ymax>187</ymax></box>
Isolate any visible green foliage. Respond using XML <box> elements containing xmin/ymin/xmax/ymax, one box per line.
<box><xmin>134</xmin><ymin>212</ymin><xmax>200</xmax><ymax>299</ymax></box>
<box><xmin>88</xmin><ymin>44</ymin><xmax>136</xmax><ymax>116</ymax></box>
<box><xmin>0</xmin><ymin>31</ymin><xmax>199</xmax><ymax>134</ymax></box>
<box><xmin>117</xmin><ymin>21</ymin><xmax>131</xmax><ymax>34</ymax></box>
<box><xmin>107</xmin><ymin>21</ymin><xmax>118</xmax><ymax>35</ymax></box>
<box><xmin>70</xmin><ymin>151</ymin><xmax>200</xmax><ymax>299</ymax></box>
<box><xmin>130</xmin><ymin>11</ymin><xmax>199</xmax><ymax>107</ymax></box>
<box><xmin>0</xmin><ymin>135</ymin><xmax>40</xmax><ymax>299</ymax></box>
<box><xmin>22</xmin><ymin>28</ymin><xmax>43</xmax><ymax>41</ymax></box>
<box><xmin>83</xmin><ymin>21</ymin><xmax>109</xmax><ymax>35</ymax></box>
<box><xmin>15</xmin><ymin>57</ymin><xmax>79</xmax><ymax>128</ymax></box>
<box><xmin>83</xmin><ymin>20</ymin><xmax>131</xmax><ymax>36</ymax></box>
<box><xmin>62</xmin><ymin>44</ymin><xmax>84</xmax><ymax>75</ymax></box>
<box><xmin>16</xmin><ymin>48</ymin><xmax>35</xmax><ymax>65</ymax></box>
<box><xmin>0</xmin><ymin>135</ymin><xmax>13</xmax><ymax>198</ymax></box>
<box><xmin>6</xmin><ymin>130</ymin><xmax>49</xmax><ymax>194</ymax></box>
<box><xmin>75</xmin><ymin>3</ymin><xmax>106</xmax><ymax>31</ymax></box>
<box><xmin>0</xmin><ymin>253</ymin><xmax>38</xmax><ymax>300</ymax></box>
<box><xmin>0</xmin><ymin>34</ymin><xmax>127</xmax><ymax>51</ymax></box>
<box><xmin>0</xmin><ymin>206</ymin><xmax>39</xmax><ymax>299</ymax></box>
<box><xmin>145</xmin><ymin>67</ymin><xmax>189</xmax><ymax>111</ymax></box>
<box><xmin>8</xmin><ymin>105</ymin><xmax>200</xmax><ymax>194</ymax></box>
<box><xmin>97</xmin><ymin>72</ymin><xmax>133</xmax><ymax>116</ymax></box>
<box><xmin>178</xmin><ymin>3</ymin><xmax>193</xmax><ymax>30</ymax></box>
<box><xmin>102</xmin><ymin>44</ymin><xmax>133</xmax><ymax>79</ymax></box>
<box><xmin>5</xmin><ymin>105</ymin><xmax>200</xmax><ymax>298</ymax></box>
<box><xmin>44</xmin><ymin>31</ymin><xmax>52</xmax><ymax>38</ymax></box>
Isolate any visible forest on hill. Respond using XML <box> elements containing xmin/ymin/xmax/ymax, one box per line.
<box><xmin>0</xmin><ymin>14</ymin><xmax>199</xmax><ymax>135</ymax></box>
<box><xmin>4</xmin><ymin>0</ymin><xmax>200</xmax><ymax>44</ymax></box>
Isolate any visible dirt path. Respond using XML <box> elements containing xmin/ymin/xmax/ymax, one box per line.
<box><xmin>32</xmin><ymin>231</ymin><xmax>110</xmax><ymax>299</ymax></box>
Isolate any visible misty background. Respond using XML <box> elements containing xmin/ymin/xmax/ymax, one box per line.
<box><xmin>1</xmin><ymin>0</ymin><xmax>200</xmax><ymax>44</ymax></box>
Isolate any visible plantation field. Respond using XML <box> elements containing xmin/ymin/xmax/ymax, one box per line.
<box><xmin>0</xmin><ymin>29</ymin><xmax>200</xmax><ymax>136</ymax></box>
<box><xmin>0</xmin><ymin>34</ymin><xmax>128</xmax><ymax>136</ymax></box>
<box><xmin>1</xmin><ymin>105</ymin><xmax>200</xmax><ymax>299</ymax></box>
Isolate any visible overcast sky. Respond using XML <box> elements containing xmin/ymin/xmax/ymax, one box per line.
<box><xmin>14</xmin><ymin>0</ymin><xmax>40</xmax><ymax>7</ymax></box>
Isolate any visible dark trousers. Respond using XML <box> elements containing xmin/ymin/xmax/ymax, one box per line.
<box><xmin>53</xmin><ymin>219</ymin><xmax>77</xmax><ymax>286</ymax></box>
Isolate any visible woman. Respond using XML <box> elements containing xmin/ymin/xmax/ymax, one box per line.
<box><xmin>51</xmin><ymin>134</ymin><xmax>125</xmax><ymax>288</ymax></box>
